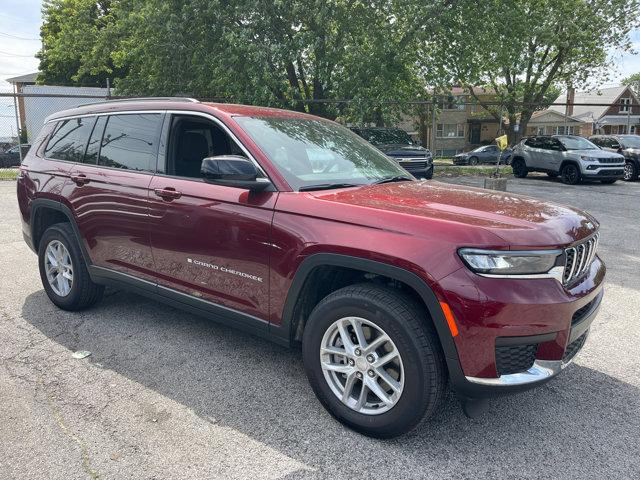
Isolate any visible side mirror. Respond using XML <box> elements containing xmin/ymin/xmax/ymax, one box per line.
<box><xmin>201</xmin><ymin>155</ymin><xmax>271</xmax><ymax>191</ymax></box>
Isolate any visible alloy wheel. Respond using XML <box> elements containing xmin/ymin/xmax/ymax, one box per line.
<box><xmin>562</xmin><ymin>165</ymin><xmax>579</xmax><ymax>184</ymax></box>
<box><xmin>44</xmin><ymin>240</ymin><xmax>74</xmax><ymax>297</ymax></box>
<box><xmin>624</xmin><ymin>163</ymin><xmax>634</xmax><ymax>181</ymax></box>
<box><xmin>320</xmin><ymin>316</ymin><xmax>404</xmax><ymax>415</ymax></box>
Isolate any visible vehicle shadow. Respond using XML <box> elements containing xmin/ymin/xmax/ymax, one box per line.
<box><xmin>22</xmin><ymin>289</ymin><xmax>640</xmax><ymax>479</ymax></box>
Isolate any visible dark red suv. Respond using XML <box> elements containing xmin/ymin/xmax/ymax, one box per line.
<box><xmin>17</xmin><ymin>98</ymin><xmax>605</xmax><ymax>438</ymax></box>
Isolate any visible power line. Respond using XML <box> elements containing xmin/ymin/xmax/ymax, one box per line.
<box><xmin>0</xmin><ymin>50</ymin><xmax>36</xmax><ymax>57</ymax></box>
<box><xmin>0</xmin><ymin>31</ymin><xmax>40</xmax><ymax>41</ymax></box>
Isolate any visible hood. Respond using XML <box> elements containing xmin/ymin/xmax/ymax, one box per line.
<box><xmin>377</xmin><ymin>144</ymin><xmax>430</xmax><ymax>157</ymax></box>
<box><xmin>569</xmin><ymin>149</ymin><xmax>623</xmax><ymax>158</ymax></box>
<box><xmin>310</xmin><ymin>181</ymin><xmax>598</xmax><ymax>247</ymax></box>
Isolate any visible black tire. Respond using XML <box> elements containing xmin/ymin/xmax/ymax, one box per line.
<box><xmin>623</xmin><ymin>161</ymin><xmax>637</xmax><ymax>181</ymax></box>
<box><xmin>546</xmin><ymin>172</ymin><xmax>559</xmax><ymax>178</ymax></box>
<box><xmin>560</xmin><ymin>163</ymin><xmax>581</xmax><ymax>185</ymax></box>
<box><xmin>302</xmin><ymin>284</ymin><xmax>446</xmax><ymax>438</ymax></box>
<box><xmin>469</xmin><ymin>156</ymin><xmax>478</xmax><ymax>166</ymax></box>
<box><xmin>600</xmin><ymin>179</ymin><xmax>617</xmax><ymax>184</ymax></box>
<box><xmin>512</xmin><ymin>158</ymin><xmax>528</xmax><ymax>178</ymax></box>
<box><xmin>423</xmin><ymin>165</ymin><xmax>434</xmax><ymax>179</ymax></box>
<box><xmin>38</xmin><ymin>223</ymin><xmax>104</xmax><ymax>311</ymax></box>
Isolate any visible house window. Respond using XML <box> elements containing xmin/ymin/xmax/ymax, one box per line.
<box><xmin>442</xmin><ymin>95</ymin><xmax>466</xmax><ymax>111</ymax></box>
<box><xmin>436</xmin><ymin>123</ymin><xmax>465</xmax><ymax>138</ymax></box>
<box><xmin>554</xmin><ymin>126</ymin><xmax>575</xmax><ymax>135</ymax></box>
<box><xmin>534</xmin><ymin>126</ymin><xmax>545</xmax><ymax>135</ymax></box>
<box><xmin>435</xmin><ymin>149</ymin><xmax>463</xmax><ymax>158</ymax></box>
<box><xmin>631</xmin><ymin>125</ymin><xmax>637</xmax><ymax>134</ymax></box>
<box><xmin>619</xmin><ymin>97</ymin><xmax>631</xmax><ymax>113</ymax></box>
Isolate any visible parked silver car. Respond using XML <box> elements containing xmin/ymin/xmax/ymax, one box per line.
<box><xmin>511</xmin><ymin>135</ymin><xmax>625</xmax><ymax>185</ymax></box>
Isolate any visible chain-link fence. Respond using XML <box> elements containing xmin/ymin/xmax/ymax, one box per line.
<box><xmin>1</xmin><ymin>91</ymin><xmax>638</xmax><ymax>174</ymax></box>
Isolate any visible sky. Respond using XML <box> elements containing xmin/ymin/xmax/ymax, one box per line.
<box><xmin>0</xmin><ymin>0</ymin><xmax>639</xmax><ymax>137</ymax></box>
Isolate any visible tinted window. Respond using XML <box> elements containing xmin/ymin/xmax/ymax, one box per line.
<box><xmin>44</xmin><ymin>117</ymin><xmax>95</xmax><ymax>162</ymax></box>
<box><xmin>524</xmin><ymin>137</ymin><xmax>541</xmax><ymax>148</ymax></box>
<box><xmin>84</xmin><ymin>116</ymin><xmax>107</xmax><ymax>165</ymax></box>
<box><xmin>99</xmin><ymin>114</ymin><xmax>162</xmax><ymax>171</ymax></box>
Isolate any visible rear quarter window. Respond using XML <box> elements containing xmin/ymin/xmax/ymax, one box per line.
<box><xmin>44</xmin><ymin>117</ymin><xmax>96</xmax><ymax>162</ymax></box>
<box><xmin>98</xmin><ymin>114</ymin><xmax>162</xmax><ymax>171</ymax></box>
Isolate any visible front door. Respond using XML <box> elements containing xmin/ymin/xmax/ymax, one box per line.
<box><xmin>469</xmin><ymin>123</ymin><xmax>481</xmax><ymax>145</ymax></box>
<box><xmin>147</xmin><ymin>114</ymin><xmax>276</xmax><ymax>325</ymax></box>
<box><xmin>62</xmin><ymin>113</ymin><xmax>163</xmax><ymax>281</ymax></box>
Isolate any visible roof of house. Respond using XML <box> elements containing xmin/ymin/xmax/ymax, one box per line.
<box><xmin>529</xmin><ymin>109</ymin><xmax>583</xmax><ymax>124</ymax></box>
<box><xmin>6</xmin><ymin>72</ymin><xmax>39</xmax><ymax>84</ymax></box>
<box><xmin>550</xmin><ymin>86</ymin><xmax>634</xmax><ymax>121</ymax></box>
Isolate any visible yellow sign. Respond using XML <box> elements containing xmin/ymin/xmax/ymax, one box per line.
<box><xmin>495</xmin><ymin>135</ymin><xmax>508</xmax><ymax>151</ymax></box>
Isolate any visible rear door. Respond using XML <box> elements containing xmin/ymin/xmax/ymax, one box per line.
<box><xmin>147</xmin><ymin>113</ymin><xmax>276</xmax><ymax>325</ymax></box>
<box><xmin>63</xmin><ymin>112</ymin><xmax>164</xmax><ymax>281</ymax></box>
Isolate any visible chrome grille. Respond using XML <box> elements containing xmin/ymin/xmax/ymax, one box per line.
<box><xmin>563</xmin><ymin>234</ymin><xmax>599</xmax><ymax>285</ymax></box>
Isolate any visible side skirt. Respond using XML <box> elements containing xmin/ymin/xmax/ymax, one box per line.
<box><xmin>89</xmin><ymin>265</ymin><xmax>289</xmax><ymax>347</ymax></box>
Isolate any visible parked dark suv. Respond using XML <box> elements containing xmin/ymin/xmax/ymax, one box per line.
<box><xmin>18</xmin><ymin>98</ymin><xmax>605</xmax><ymax>438</ymax></box>
<box><xmin>589</xmin><ymin>134</ymin><xmax>640</xmax><ymax>181</ymax></box>
<box><xmin>350</xmin><ymin>127</ymin><xmax>434</xmax><ymax>179</ymax></box>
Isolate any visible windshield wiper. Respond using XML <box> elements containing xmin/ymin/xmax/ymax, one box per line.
<box><xmin>371</xmin><ymin>175</ymin><xmax>414</xmax><ymax>185</ymax></box>
<box><xmin>298</xmin><ymin>183</ymin><xmax>361</xmax><ymax>192</ymax></box>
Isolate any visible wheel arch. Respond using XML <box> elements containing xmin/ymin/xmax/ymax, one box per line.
<box><xmin>274</xmin><ymin>253</ymin><xmax>460</xmax><ymax>371</ymax></box>
<box><xmin>30</xmin><ymin>198</ymin><xmax>92</xmax><ymax>266</ymax></box>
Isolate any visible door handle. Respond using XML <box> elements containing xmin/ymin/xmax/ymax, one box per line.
<box><xmin>70</xmin><ymin>173</ymin><xmax>90</xmax><ymax>186</ymax></box>
<box><xmin>154</xmin><ymin>187</ymin><xmax>182</xmax><ymax>201</ymax></box>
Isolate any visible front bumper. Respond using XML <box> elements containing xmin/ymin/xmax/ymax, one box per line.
<box><xmin>438</xmin><ymin>255</ymin><xmax>605</xmax><ymax>398</ymax></box>
<box><xmin>581</xmin><ymin>166</ymin><xmax>625</xmax><ymax>180</ymax></box>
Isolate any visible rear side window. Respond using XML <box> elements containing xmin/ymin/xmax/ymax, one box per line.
<box><xmin>98</xmin><ymin>114</ymin><xmax>162</xmax><ymax>171</ymax></box>
<box><xmin>84</xmin><ymin>116</ymin><xmax>107</xmax><ymax>165</ymax></box>
<box><xmin>44</xmin><ymin>117</ymin><xmax>96</xmax><ymax>162</ymax></box>
<box><xmin>524</xmin><ymin>137</ymin><xmax>540</xmax><ymax>148</ymax></box>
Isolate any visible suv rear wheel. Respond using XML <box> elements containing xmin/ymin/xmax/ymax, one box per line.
<box><xmin>511</xmin><ymin>158</ymin><xmax>528</xmax><ymax>178</ymax></box>
<box><xmin>302</xmin><ymin>284</ymin><xmax>446</xmax><ymax>438</ymax></box>
<box><xmin>560</xmin><ymin>163</ymin><xmax>581</xmax><ymax>185</ymax></box>
<box><xmin>38</xmin><ymin>223</ymin><xmax>104</xmax><ymax>311</ymax></box>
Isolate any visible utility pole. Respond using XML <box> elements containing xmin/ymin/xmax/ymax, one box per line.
<box><xmin>431</xmin><ymin>96</ymin><xmax>437</xmax><ymax>155</ymax></box>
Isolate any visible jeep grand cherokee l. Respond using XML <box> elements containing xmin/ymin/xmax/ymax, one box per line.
<box><xmin>511</xmin><ymin>135</ymin><xmax>625</xmax><ymax>184</ymax></box>
<box><xmin>350</xmin><ymin>126</ymin><xmax>434</xmax><ymax>179</ymax></box>
<box><xmin>17</xmin><ymin>99</ymin><xmax>605</xmax><ymax>438</ymax></box>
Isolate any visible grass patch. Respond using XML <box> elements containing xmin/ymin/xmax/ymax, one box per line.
<box><xmin>434</xmin><ymin>165</ymin><xmax>513</xmax><ymax>177</ymax></box>
<box><xmin>0</xmin><ymin>168</ymin><xmax>19</xmax><ymax>181</ymax></box>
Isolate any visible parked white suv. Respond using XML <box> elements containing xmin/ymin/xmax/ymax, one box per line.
<box><xmin>511</xmin><ymin>135</ymin><xmax>625</xmax><ymax>185</ymax></box>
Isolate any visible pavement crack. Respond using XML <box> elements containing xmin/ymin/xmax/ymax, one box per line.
<box><xmin>38</xmin><ymin>376</ymin><xmax>102</xmax><ymax>480</ymax></box>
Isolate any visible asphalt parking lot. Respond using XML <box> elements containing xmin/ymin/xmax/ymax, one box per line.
<box><xmin>1</xmin><ymin>176</ymin><xmax>639</xmax><ymax>480</ymax></box>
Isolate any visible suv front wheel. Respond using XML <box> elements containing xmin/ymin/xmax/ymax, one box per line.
<box><xmin>511</xmin><ymin>158</ymin><xmax>528</xmax><ymax>178</ymax></box>
<box><xmin>561</xmin><ymin>163</ymin><xmax>581</xmax><ymax>185</ymax></box>
<box><xmin>38</xmin><ymin>223</ymin><xmax>104</xmax><ymax>311</ymax></box>
<box><xmin>623</xmin><ymin>161</ymin><xmax>637</xmax><ymax>181</ymax></box>
<box><xmin>302</xmin><ymin>284</ymin><xmax>446</xmax><ymax>438</ymax></box>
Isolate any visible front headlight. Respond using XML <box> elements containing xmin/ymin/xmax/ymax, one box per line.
<box><xmin>580</xmin><ymin>155</ymin><xmax>596</xmax><ymax>161</ymax></box>
<box><xmin>458</xmin><ymin>248</ymin><xmax>563</xmax><ymax>277</ymax></box>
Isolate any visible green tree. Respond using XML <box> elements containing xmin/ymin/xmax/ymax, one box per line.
<box><xmin>37</xmin><ymin>0</ymin><xmax>120</xmax><ymax>86</ymax></box>
<box><xmin>622</xmin><ymin>72</ymin><xmax>640</xmax><ymax>96</ymax></box>
<box><xmin>425</xmin><ymin>0</ymin><xmax>640</xmax><ymax>142</ymax></box>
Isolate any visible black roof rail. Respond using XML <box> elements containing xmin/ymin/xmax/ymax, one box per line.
<box><xmin>76</xmin><ymin>97</ymin><xmax>200</xmax><ymax>107</ymax></box>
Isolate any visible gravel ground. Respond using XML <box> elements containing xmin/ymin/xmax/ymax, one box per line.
<box><xmin>1</xmin><ymin>176</ymin><xmax>639</xmax><ymax>480</ymax></box>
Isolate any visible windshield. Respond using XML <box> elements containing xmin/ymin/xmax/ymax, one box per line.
<box><xmin>556</xmin><ymin>136</ymin><xmax>599</xmax><ymax>150</ymax></box>
<box><xmin>619</xmin><ymin>136</ymin><xmax>640</xmax><ymax>148</ymax></box>
<box><xmin>356</xmin><ymin>128</ymin><xmax>413</xmax><ymax>146</ymax></box>
<box><xmin>235</xmin><ymin>117</ymin><xmax>410</xmax><ymax>191</ymax></box>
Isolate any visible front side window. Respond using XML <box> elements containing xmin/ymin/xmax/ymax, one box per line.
<box><xmin>235</xmin><ymin>116</ymin><xmax>408</xmax><ymax>191</ymax></box>
<box><xmin>44</xmin><ymin>116</ymin><xmax>96</xmax><ymax>162</ymax></box>
<box><xmin>98</xmin><ymin>114</ymin><xmax>162</xmax><ymax>171</ymax></box>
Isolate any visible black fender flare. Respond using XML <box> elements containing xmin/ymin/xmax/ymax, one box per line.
<box><xmin>559</xmin><ymin>160</ymin><xmax>581</xmax><ymax>173</ymax></box>
<box><xmin>271</xmin><ymin>253</ymin><xmax>461</xmax><ymax>374</ymax></box>
<box><xmin>30</xmin><ymin>198</ymin><xmax>93</xmax><ymax>266</ymax></box>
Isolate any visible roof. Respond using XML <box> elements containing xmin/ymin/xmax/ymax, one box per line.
<box><xmin>45</xmin><ymin>98</ymin><xmax>319</xmax><ymax>123</ymax></box>
<box><xmin>529</xmin><ymin>109</ymin><xmax>583</xmax><ymax>124</ymax></box>
<box><xmin>6</xmin><ymin>72</ymin><xmax>39</xmax><ymax>84</ymax></box>
<box><xmin>550</xmin><ymin>86</ymin><xmax>634</xmax><ymax>121</ymax></box>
